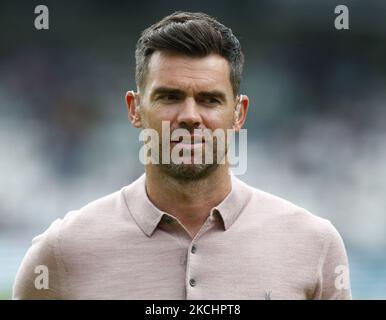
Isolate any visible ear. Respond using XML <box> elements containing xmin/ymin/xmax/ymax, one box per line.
<box><xmin>125</xmin><ymin>90</ymin><xmax>142</xmax><ymax>128</ymax></box>
<box><xmin>233</xmin><ymin>94</ymin><xmax>249</xmax><ymax>131</ymax></box>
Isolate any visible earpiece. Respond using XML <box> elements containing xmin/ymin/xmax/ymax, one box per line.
<box><xmin>235</xmin><ymin>95</ymin><xmax>243</xmax><ymax>122</ymax></box>
<box><xmin>236</xmin><ymin>95</ymin><xmax>243</xmax><ymax>114</ymax></box>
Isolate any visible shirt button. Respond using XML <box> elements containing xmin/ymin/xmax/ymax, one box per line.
<box><xmin>191</xmin><ymin>245</ymin><xmax>197</xmax><ymax>254</ymax></box>
<box><xmin>189</xmin><ymin>279</ymin><xmax>196</xmax><ymax>287</ymax></box>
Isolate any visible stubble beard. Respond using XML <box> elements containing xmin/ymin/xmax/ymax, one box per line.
<box><xmin>159</xmin><ymin>139</ymin><xmax>227</xmax><ymax>182</ymax></box>
<box><xmin>141</xmin><ymin>114</ymin><xmax>231</xmax><ymax>182</ymax></box>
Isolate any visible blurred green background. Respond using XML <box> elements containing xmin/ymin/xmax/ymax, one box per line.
<box><xmin>1</xmin><ymin>0</ymin><xmax>386</xmax><ymax>299</ymax></box>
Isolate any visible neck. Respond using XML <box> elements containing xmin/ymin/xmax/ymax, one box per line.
<box><xmin>145</xmin><ymin>165</ymin><xmax>232</xmax><ymax>237</ymax></box>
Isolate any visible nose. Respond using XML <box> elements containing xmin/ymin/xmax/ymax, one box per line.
<box><xmin>176</xmin><ymin>97</ymin><xmax>202</xmax><ymax>130</ymax></box>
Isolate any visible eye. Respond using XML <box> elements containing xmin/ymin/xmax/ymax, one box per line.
<box><xmin>202</xmin><ymin>97</ymin><xmax>221</xmax><ymax>106</ymax></box>
<box><xmin>158</xmin><ymin>94</ymin><xmax>180</xmax><ymax>102</ymax></box>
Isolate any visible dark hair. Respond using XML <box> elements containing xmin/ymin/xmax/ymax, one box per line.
<box><xmin>135</xmin><ymin>11</ymin><xmax>244</xmax><ymax>96</ymax></box>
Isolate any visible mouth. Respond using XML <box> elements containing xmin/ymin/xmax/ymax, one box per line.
<box><xmin>170</xmin><ymin>136</ymin><xmax>205</xmax><ymax>144</ymax></box>
<box><xmin>170</xmin><ymin>137</ymin><xmax>206</xmax><ymax>154</ymax></box>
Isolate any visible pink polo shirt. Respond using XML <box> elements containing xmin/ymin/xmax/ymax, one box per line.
<box><xmin>13</xmin><ymin>174</ymin><xmax>352</xmax><ymax>299</ymax></box>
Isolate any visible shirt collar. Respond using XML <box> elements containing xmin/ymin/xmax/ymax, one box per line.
<box><xmin>215</xmin><ymin>173</ymin><xmax>253</xmax><ymax>230</ymax></box>
<box><xmin>123</xmin><ymin>173</ymin><xmax>252</xmax><ymax>237</ymax></box>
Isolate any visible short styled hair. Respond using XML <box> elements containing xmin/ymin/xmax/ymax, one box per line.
<box><xmin>135</xmin><ymin>11</ymin><xmax>244</xmax><ymax>96</ymax></box>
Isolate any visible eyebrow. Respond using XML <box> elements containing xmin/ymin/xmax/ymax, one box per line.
<box><xmin>151</xmin><ymin>87</ymin><xmax>184</xmax><ymax>99</ymax></box>
<box><xmin>151</xmin><ymin>86</ymin><xmax>227</xmax><ymax>102</ymax></box>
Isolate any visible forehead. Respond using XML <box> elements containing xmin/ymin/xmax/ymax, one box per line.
<box><xmin>144</xmin><ymin>51</ymin><xmax>233</xmax><ymax>95</ymax></box>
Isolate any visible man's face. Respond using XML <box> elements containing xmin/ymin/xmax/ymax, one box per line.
<box><xmin>135</xmin><ymin>51</ymin><xmax>241</xmax><ymax>180</ymax></box>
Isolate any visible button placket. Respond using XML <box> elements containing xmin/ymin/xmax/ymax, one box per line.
<box><xmin>185</xmin><ymin>214</ymin><xmax>216</xmax><ymax>298</ymax></box>
<box><xmin>185</xmin><ymin>241</ymin><xmax>199</xmax><ymax>297</ymax></box>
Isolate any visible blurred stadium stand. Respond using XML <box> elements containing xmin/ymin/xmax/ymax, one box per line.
<box><xmin>0</xmin><ymin>0</ymin><xmax>385</xmax><ymax>298</ymax></box>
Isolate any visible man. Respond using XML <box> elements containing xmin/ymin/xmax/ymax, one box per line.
<box><xmin>13</xmin><ymin>11</ymin><xmax>351</xmax><ymax>299</ymax></box>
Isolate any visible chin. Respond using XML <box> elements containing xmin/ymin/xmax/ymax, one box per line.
<box><xmin>159</xmin><ymin>163</ymin><xmax>219</xmax><ymax>181</ymax></box>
